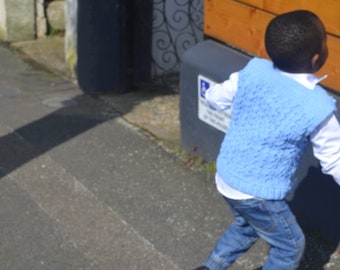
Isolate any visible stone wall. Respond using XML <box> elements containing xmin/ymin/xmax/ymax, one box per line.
<box><xmin>0</xmin><ymin>0</ymin><xmax>35</xmax><ymax>42</ymax></box>
<box><xmin>0</xmin><ymin>0</ymin><xmax>65</xmax><ymax>42</ymax></box>
<box><xmin>0</xmin><ymin>0</ymin><xmax>6</xmax><ymax>39</ymax></box>
<box><xmin>37</xmin><ymin>0</ymin><xmax>66</xmax><ymax>38</ymax></box>
<box><xmin>46</xmin><ymin>0</ymin><xmax>65</xmax><ymax>33</ymax></box>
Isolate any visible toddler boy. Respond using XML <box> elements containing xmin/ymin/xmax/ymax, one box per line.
<box><xmin>195</xmin><ymin>10</ymin><xmax>340</xmax><ymax>270</ymax></box>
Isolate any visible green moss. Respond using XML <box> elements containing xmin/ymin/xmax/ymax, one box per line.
<box><xmin>66</xmin><ymin>44</ymin><xmax>77</xmax><ymax>78</ymax></box>
<box><xmin>49</xmin><ymin>27</ymin><xmax>63</xmax><ymax>36</ymax></box>
<box><xmin>178</xmin><ymin>149</ymin><xmax>216</xmax><ymax>175</ymax></box>
<box><xmin>201</xmin><ymin>161</ymin><xmax>216</xmax><ymax>174</ymax></box>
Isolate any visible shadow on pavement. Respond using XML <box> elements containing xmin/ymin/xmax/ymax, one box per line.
<box><xmin>0</xmin><ymin>83</ymin><xmax>176</xmax><ymax>178</ymax></box>
<box><xmin>0</xmin><ymin>94</ymin><xmax>118</xmax><ymax>178</ymax></box>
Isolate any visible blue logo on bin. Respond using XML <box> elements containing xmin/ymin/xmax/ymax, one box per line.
<box><xmin>199</xmin><ymin>78</ymin><xmax>210</xmax><ymax>98</ymax></box>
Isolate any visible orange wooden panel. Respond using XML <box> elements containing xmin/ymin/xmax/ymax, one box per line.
<box><xmin>318</xmin><ymin>35</ymin><xmax>340</xmax><ymax>92</ymax></box>
<box><xmin>204</xmin><ymin>0</ymin><xmax>272</xmax><ymax>57</ymax></box>
<box><xmin>237</xmin><ymin>0</ymin><xmax>340</xmax><ymax>36</ymax></box>
<box><xmin>205</xmin><ymin>0</ymin><xmax>340</xmax><ymax>92</ymax></box>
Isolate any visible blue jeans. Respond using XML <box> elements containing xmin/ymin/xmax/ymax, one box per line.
<box><xmin>204</xmin><ymin>197</ymin><xmax>305</xmax><ymax>270</ymax></box>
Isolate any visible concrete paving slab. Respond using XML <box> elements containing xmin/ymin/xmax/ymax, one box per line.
<box><xmin>0</xmin><ymin>177</ymin><xmax>100</xmax><ymax>270</ymax></box>
<box><xmin>9</xmin><ymin>154</ymin><xmax>181</xmax><ymax>270</ymax></box>
<box><xmin>11</xmin><ymin>37</ymin><xmax>66</xmax><ymax>76</ymax></box>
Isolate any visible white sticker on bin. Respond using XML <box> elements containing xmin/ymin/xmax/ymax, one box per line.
<box><xmin>197</xmin><ymin>75</ymin><xmax>231</xmax><ymax>133</ymax></box>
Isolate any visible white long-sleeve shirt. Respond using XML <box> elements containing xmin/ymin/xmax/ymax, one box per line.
<box><xmin>205</xmin><ymin>71</ymin><xmax>340</xmax><ymax>199</ymax></box>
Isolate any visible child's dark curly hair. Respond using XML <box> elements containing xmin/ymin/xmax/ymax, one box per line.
<box><xmin>265</xmin><ymin>10</ymin><xmax>327</xmax><ymax>73</ymax></box>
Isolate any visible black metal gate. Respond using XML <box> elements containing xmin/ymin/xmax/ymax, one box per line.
<box><xmin>129</xmin><ymin>0</ymin><xmax>204</xmax><ymax>90</ymax></box>
<box><xmin>151</xmin><ymin>0</ymin><xmax>203</xmax><ymax>90</ymax></box>
<box><xmin>152</xmin><ymin>0</ymin><xmax>204</xmax><ymax>78</ymax></box>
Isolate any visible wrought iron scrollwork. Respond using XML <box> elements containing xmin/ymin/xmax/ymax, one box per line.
<box><xmin>152</xmin><ymin>0</ymin><xmax>204</xmax><ymax>88</ymax></box>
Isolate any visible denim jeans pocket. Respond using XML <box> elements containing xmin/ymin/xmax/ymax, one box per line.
<box><xmin>227</xmin><ymin>198</ymin><xmax>278</xmax><ymax>233</ymax></box>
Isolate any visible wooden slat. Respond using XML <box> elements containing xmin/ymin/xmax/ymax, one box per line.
<box><xmin>237</xmin><ymin>0</ymin><xmax>340</xmax><ymax>37</ymax></box>
<box><xmin>204</xmin><ymin>0</ymin><xmax>271</xmax><ymax>57</ymax></box>
<box><xmin>319</xmin><ymin>35</ymin><xmax>340</xmax><ymax>92</ymax></box>
<box><xmin>205</xmin><ymin>0</ymin><xmax>340</xmax><ymax>92</ymax></box>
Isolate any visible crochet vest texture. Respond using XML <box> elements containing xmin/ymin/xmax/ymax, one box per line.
<box><xmin>217</xmin><ymin>58</ymin><xmax>336</xmax><ymax>199</ymax></box>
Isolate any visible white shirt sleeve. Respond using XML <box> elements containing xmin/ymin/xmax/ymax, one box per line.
<box><xmin>311</xmin><ymin>114</ymin><xmax>340</xmax><ymax>185</ymax></box>
<box><xmin>204</xmin><ymin>72</ymin><xmax>239</xmax><ymax>111</ymax></box>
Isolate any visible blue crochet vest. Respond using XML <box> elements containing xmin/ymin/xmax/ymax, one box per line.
<box><xmin>216</xmin><ymin>58</ymin><xmax>336</xmax><ymax>199</ymax></box>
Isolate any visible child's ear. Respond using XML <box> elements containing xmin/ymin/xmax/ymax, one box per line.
<box><xmin>311</xmin><ymin>53</ymin><xmax>320</xmax><ymax>71</ymax></box>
